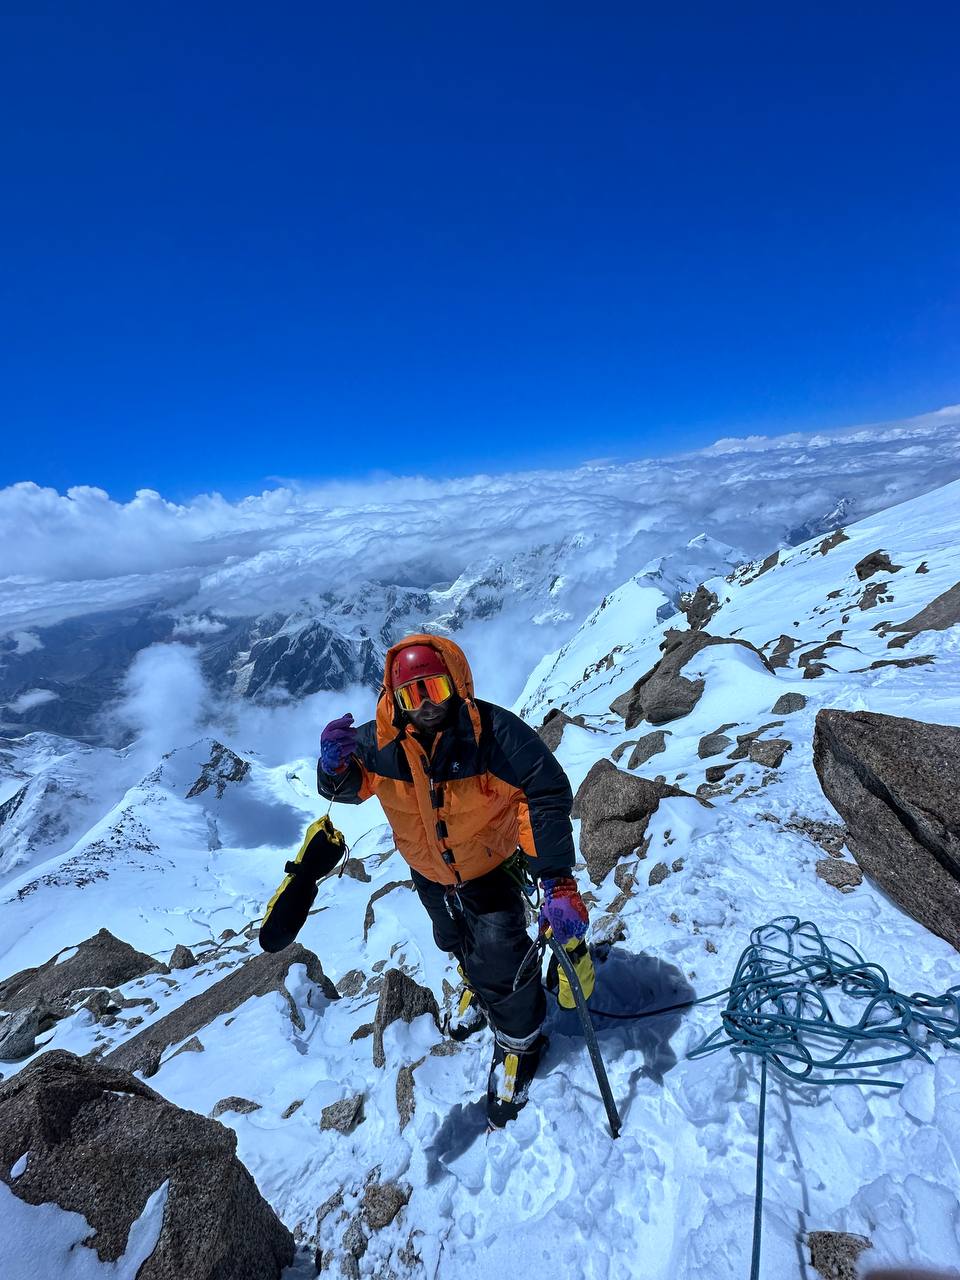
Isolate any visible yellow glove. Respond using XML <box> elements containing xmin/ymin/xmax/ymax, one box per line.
<box><xmin>546</xmin><ymin>935</ymin><xmax>596</xmax><ymax>1009</ymax></box>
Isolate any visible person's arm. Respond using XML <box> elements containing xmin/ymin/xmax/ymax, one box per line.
<box><xmin>484</xmin><ymin>703</ymin><xmax>576</xmax><ymax>878</ymax></box>
<box><xmin>485</xmin><ymin>703</ymin><xmax>593</xmax><ymax>1004</ymax></box>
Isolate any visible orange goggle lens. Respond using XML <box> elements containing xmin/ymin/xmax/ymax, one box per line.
<box><xmin>395</xmin><ymin>674</ymin><xmax>454</xmax><ymax>712</ymax></box>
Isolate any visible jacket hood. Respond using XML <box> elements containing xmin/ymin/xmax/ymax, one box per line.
<box><xmin>376</xmin><ymin>634</ymin><xmax>478</xmax><ymax>747</ymax></box>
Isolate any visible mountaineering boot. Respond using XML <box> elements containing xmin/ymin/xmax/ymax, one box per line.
<box><xmin>445</xmin><ymin>965</ymin><xmax>487</xmax><ymax>1042</ymax></box>
<box><xmin>486</xmin><ymin>1029</ymin><xmax>548</xmax><ymax>1128</ymax></box>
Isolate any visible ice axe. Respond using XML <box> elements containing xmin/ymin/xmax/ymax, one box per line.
<box><xmin>505</xmin><ymin>854</ymin><xmax>621</xmax><ymax>1136</ymax></box>
<box><xmin>539</xmin><ymin>922</ymin><xmax>622</xmax><ymax>1139</ymax></box>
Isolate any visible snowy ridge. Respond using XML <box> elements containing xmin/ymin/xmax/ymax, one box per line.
<box><xmin>1</xmin><ymin>480</ymin><xmax>960</xmax><ymax>1277</ymax></box>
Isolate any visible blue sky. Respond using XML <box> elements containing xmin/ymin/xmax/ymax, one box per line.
<box><xmin>1</xmin><ymin>3</ymin><xmax>958</xmax><ymax>501</ymax></box>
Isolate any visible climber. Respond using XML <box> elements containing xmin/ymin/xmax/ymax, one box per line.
<box><xmin>317</xmin><ymin>635</ymin><xmax>594</xmax><ymax>1127</ymax></box>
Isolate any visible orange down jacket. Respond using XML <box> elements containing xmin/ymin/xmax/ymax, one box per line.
<box><xmin>316</xmin><ymin>635</ymin><xmax>575</xmax><ymax>886</ymax></box>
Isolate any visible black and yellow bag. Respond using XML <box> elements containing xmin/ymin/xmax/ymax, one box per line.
<box><xmin>259</xmin><ymin>816</ymin><xmax>347</xmax><ymax>953</ymax></box>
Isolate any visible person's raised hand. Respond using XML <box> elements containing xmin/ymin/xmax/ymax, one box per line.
<box><xmin>320</xmin><ymin>713</ymin><xmax>357</xmax><ymax>774</ymax></box>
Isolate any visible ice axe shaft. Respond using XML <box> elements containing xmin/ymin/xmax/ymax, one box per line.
<box><xmin>543</xmin><ymin>925</ymin><xmax>622</xmax><ymax>1139</ymax></box>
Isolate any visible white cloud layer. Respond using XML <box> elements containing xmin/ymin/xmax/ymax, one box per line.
<box><xmin>4</xmin><ymin>688</ymin><xmax>58</xmax><ymax>713</ymax></box>
<box><xmin>2</xmin><ymin>404</ymin><xmax>959</xmax><ymax>636</ymax></box>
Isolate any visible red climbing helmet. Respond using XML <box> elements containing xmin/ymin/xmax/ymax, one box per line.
<box><xmin>391</xmin><ymin>643</ymin><xmax>454</xmax><ymax>712</ymax></box>
<box><xmin>391</xmin><ymin>643</ymin><xmax>450</xmax><ymax>688</ymax></box>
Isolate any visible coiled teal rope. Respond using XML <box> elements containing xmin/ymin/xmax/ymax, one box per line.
<box><xmin>687</xmin><ymin>917</ymin><xmax>960</xmax><ymax>1280</ymax></box>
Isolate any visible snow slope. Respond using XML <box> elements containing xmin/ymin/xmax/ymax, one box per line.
<box><xmin>2</xmin><ymin>479</ymin><xmax>960</xmax><ymax>1278</ymax></box>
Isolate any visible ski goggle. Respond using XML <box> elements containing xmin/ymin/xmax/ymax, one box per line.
<box><xmin>395</xmin><ymin>674</ymin><xmax>454</xmax><ymax>712</ymax></box>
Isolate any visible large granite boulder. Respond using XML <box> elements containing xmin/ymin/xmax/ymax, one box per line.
<box><xmin>0</xmin><ymin>928</ymin><xmax>167</xmax><ymax>1015</ymax></box>
<box><xmin>813</xmin><ymin>709</ymin><xmax>960</xmax><ymax>950</ymax></box>
<box><xmin>573</xmin><ymin>760</ymin><xmax>702</xmax><ymax>884</ymax></box>
<box><xmin>107</xmin><ymin>943</ymin><xmax>338</xmax><ymax>1078</ymax></box>
<box><xmin>609</xmin><ymin>629</ymin><xmax>773</xmax><ymax>729</ymax></box>
<box><xmin>0</xmin><ymin>1049</ymin><xmax>295</xmax><ymax>1279</ymax></box>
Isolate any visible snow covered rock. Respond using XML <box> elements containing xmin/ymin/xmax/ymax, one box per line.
<box><xmin>371</xmin><ymin>969</ymin><xmax>440</xmax><ymax>1069</ymax></box>
<box><xmin>886</xmin><ymin>579</ymin><xmax>960</xmax><ymax>649</ymax></box>
<box><xmin>537</xmin><ymin>708</ymin><xmax>589</xmax><ymax>752</ymax></box>
<box><xmin>184</xmin><ymin>741</ymin><xmax>249</xmax><ymax>798</ymax></box>
<box><xmin>679</xmin><ymin>584</ymin><xmax>721</xmax><ymax>630</ymax></box>
<box><xmin>0</xmin><ymin>1049</ymin><xmax>295</xmax><ymax>1279</ymax></box>
<box><xmin>106</xmin><ymin>943</ymin><xmax>339</xmax><ymax>1077</ymax></box>
<box><xmin>609</xmin><ymin>629</ymin><xmax>773</xmax><ymax>729</ymax></box>
<box><xmin>572</xmin><ymin>759</ymin><xmax>702</xmax><ymax>884</ymax></box>
<box><xmin>813</xmin><ymin>709</ymin><xmax>960</xmax><ymax>949</ymax></box>
<box><xmin>0</xmin><ymin>928</ymin><xmax>166</xmax><ymax>1016</ymax></box>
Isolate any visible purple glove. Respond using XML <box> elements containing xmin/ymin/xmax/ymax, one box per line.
<box><xmin>539</xmin><ymin>875</ymin><xmax>590</xmax><ymax>945</ymax></box>
<box><xmin>320</xmin><ymin>713</ymin><xmax>357</xmax><ymax>774</ymax></box>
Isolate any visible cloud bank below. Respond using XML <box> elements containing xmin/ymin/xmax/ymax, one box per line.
<box><xmin>3</xmin><ymin>404</ymin><xmax>959</xmax><ymax>636</ymax></box>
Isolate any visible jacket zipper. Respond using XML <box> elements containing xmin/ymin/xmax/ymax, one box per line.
<box><xmin>415</xmin><ymin>736</ymin><xmax>462</xmax><ymax>886</ymax></box>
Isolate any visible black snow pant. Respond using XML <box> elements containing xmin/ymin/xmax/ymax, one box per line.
<box><xmin>411</xmin><ymin>863</ymin><xmax>546</xmax><ymax>1041</ymax></box>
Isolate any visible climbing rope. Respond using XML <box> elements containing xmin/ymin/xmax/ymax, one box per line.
<box><xmin>539</xmin><ymin>914</ymin><xmax>960</xmax><ymax>1279</ymax></box>
<box><xmin>685</xmin><ymin>917</ymin><xmax>960</xmax><ymax>1280</ymax></box>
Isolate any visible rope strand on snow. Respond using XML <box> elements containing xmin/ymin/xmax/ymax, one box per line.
<box><xmin>685</xmin><ymin>917</ymin><xmax>960</xmax><ymax>1280</ymax></box>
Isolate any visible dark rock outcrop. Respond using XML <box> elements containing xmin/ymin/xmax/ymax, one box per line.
<box><xmin>767</xmin><ymin>635</ymin><xmax>803</xmax><ymax>671</ymax></box>
<box><xmin>854</xmin><ymin>550</ymin><xmax>902</xmax><ymax>581</ymax></box>
<box><xmin>168</xmin><ymin>944</ymin><xmax>197</xmax><ymax>970</ymax></box>
<box><xmin>886</xmin><ymin>581</ymin><xmax>960</xmax><ymax>649</ymax></box>
<box><xmin>0</xmin><ymin>928</ymin><xmax>167</xmax><ymax>1015</ymax></box>
<box><xmin>609</xmin><ymin>630</ymin><xmax>773</xmax><ymax>730</ymax></box>
<box><xmin>336</xmin><ymin>969</ymin><xmax>365</xmax><ymax>997</ymax></box>
<box><xmin>813</xmin><ymin>709</ymin><xmax>960</xmax><ymax>949</ymax></box>
<box><xmin>573</xmin><ymin>760</ymin><xmax>702</xmax><ymax>884</ymax></box>
<box><xmin>106</xmin><ymin>944</ymin><xmax>338</xmax><ymax>1077</ymax></box>
<box><xmin>772</xmin><ymin>693</ymin><xmax>807</xmax><ymax>715</ymax></box>
<box><xmin>538</xmin><ymin>709</ymin><xmax>589</xmax><ymax>753</ymax></box>
<box><xmin>698</xmin><ymin>732</ymin><xmax>734</xmax><ymax>759</ymax></box>
<box><xmin>0</xmin><ymin>1005</ymin><xmax>53</xmax><ymax>1062</ymax></box>
<box><xmin>680</xmin><ymin>585</ymin><xmax>720</xmax><ymax>631</ymax></box>
<box><xmin>626</xmin><ymin>730</ymin><xmax>669</xmax><ymax>769</ymax></box>
<box><xmin>371</xmin><ymin>970</ymin><xmax>440</xmax><ymax>1069</ymax></box>
<box><xmin>0</xmin><ymin>1050</ymin><xmax>295</xmax><ymax>1278</ymax></box>
<box><xmin>185</xmin><ymin>742</ymin><xmax>250</xmax><ymax>799</ymax></box>
<box><xmin>748</xmin><ymin>738</ymin><xmax>791</xmax><ymax>769</ymax></box>
<box><xmin>212</xmin><ymin>1096</ymin><xmax>262</xmax><ymax>1118</ymax></box>
<box><xmin>816</xmin><ymin>529</ymin><xmax>849</xmax><ymax>555</ymax></box>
